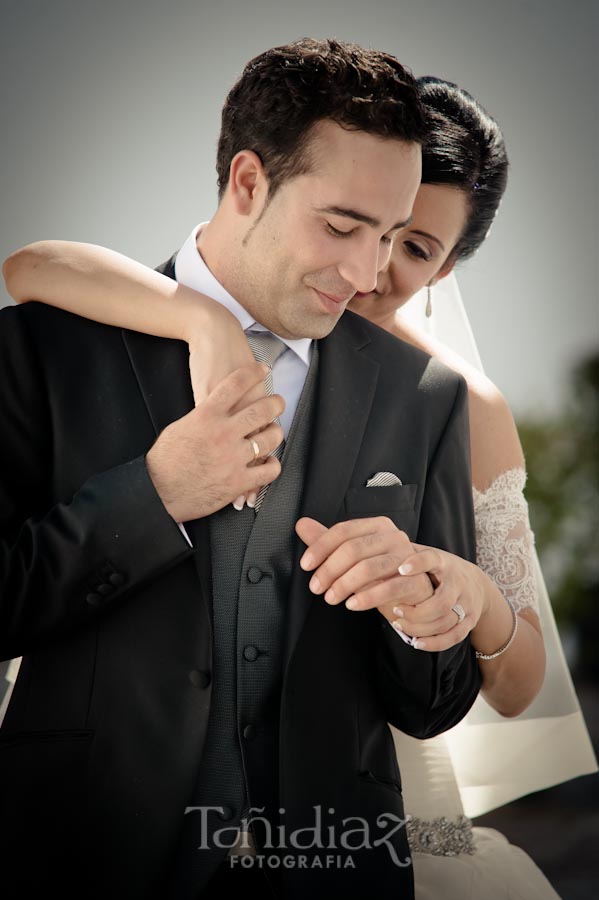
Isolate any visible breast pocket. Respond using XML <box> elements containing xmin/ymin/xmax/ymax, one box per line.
<box><xmin>342</xmin><ymin>484</ymin><xmax>418</xmax><ymax>536</ymax></box>
<box><xmin>344</xmin><ymin>483</ymin><xmax>417</xmax><ymax>515</ymax></box>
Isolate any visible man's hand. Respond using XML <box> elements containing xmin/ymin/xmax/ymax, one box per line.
<box><xmin>295</xmin><ymin>516</ymin><xmax>434</xmax><ymax>627</ymax></box>
<box><xmin>146</xmin><ymin>363</ymin><xmax>284</xmax><ymax>522</ymax></box>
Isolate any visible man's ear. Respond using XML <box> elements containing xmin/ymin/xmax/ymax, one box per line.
<box><xmin>430</xmin><ymin>254</ymin><xmax>458</xmax><ymax>286</ymax></box>
<box><xmin>228</xmin><ymin>150</ymin><xmax>268</xmax><ymax>215</ymax></box>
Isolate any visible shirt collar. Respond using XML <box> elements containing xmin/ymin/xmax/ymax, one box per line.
<box><xmin>174</xmin><ymin>222</ymin><xmax>312</xmax><ymax>366</ymax></box>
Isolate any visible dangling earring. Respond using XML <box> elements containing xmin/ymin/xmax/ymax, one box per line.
<box><xmin>425</xmin><ymin>283</ymin><xmax>433</xmax><ymax>318</ymax></box>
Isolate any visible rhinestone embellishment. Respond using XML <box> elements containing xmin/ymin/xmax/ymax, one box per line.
<box><xmin>406</xmin><ymin>814</ymin><xmax>476</xmax><ymax>857</ymax></box>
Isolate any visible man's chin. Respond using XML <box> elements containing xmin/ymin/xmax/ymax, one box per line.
<box><xmin>279</xmin><ymin>311</ymin><xmax>343</xmax><ymax>341</ymax></box>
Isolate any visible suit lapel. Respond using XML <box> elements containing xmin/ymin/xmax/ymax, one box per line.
<box><xmin>283</xmin><ymin>312</ymin><xmax>380</xmax><ymax>670</ymax></box>
<box><xmin>121</xmin><ymin>257</ymin><xmax>379</xmax><ymax>666</ymax></box>
<box><xmin>120</xmin><ymin>254</ymin><xmax>212</xmax><ymax>606</ymax></box>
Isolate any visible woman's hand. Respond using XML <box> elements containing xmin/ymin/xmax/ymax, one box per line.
<box><xmin>187</xmin><ymin>311</ymin><xmax>258</xmax><ymax>404</ymax></box>
<box><xmin>186</xmin><ymin>309</ymin><xmax>269</xmax><ymax>509</ymax></box>
<box><xmin>391</xmin><ymin>544</ymin><xmax>488</xmax><ymax>651</ymax></box>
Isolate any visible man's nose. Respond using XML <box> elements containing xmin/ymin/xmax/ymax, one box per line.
<box><xmin>337</xmin><ymin>241</ymin><xmax>388</xmax><ymax>294</ymax></box>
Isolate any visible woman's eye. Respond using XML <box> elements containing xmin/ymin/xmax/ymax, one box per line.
<box><xmin>404</xmin><ymin>241</ymin><xmax>432</xmax><ymax>262</ymax></box>
<box><xmin>326</xmin><ymin>223</ymin><xmax>353</xmax><ymax>238</ymax></box>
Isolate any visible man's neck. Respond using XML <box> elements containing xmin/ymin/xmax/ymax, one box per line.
<box><xmin>195</xmin><ymin>215</ymin><xmax>237</xmax><ymax>298</ymax></box>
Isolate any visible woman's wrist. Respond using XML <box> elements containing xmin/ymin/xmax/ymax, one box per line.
<box><xmin>179</xmin><ymin>287</ymin><xmax>242</xmax><ymax>345</ymax></box>
<box><xmin>469</xmin><ymin>572</ymin><xmax>515</xmax><ymax>658</ymax></box>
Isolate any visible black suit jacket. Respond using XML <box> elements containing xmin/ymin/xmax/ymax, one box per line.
<box><xmin>0</xmin><ymin>260</ymin><xmax>480</xmax><ymax>898</ymax></box>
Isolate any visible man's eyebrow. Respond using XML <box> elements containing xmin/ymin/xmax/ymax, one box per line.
<box><xmin>316</xmin><ymin>205</ymin><xmax>413</xmax><ymax>231</ymax></box>
<box><xmin>409</xmin><ymin>229</ymin><xmax>445</xmax><ymax>252</ymax></box>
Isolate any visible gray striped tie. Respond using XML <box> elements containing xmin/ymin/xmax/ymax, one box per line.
<box><xmin>246</xmin><ymin>330</ymin><xmax>287</xmax><ymax>512</ymax></box>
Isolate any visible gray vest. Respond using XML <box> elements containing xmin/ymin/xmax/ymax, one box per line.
<box><xmin>168</xmin><ymin>346</ymin><xmax>318</xmax><ymax>896</ymax></box>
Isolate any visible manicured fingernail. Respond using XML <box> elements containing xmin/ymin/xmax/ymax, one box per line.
<box><xmin>301</xmin><ymin>553</ymin><xmax>314</xmax><ymax>570</ymax></box>
<box><xmin>233</xmin><ymin>495</ymin><xmax>245</xmax><ymax>510</ymax></box>
<box><xmin>309</xmin><ymin>576</ymin><xmax>321</xmax><ymax>593</ymax></box>
<box><xmin>398</xmin><ymin>563</ymin><xmax>413</xmax><ymax>575</ymax></box>
<box><xmin>392</xmin><ymin>619</ymin><xmax>403</xmax><ymax>633</ymax></box>
<box><xmin>325</xmin><ymin>589</ymin><xmax>336</xmax><ymax>603</ymax></box>
<box><xmin>413</xmin><ymin>640</ymin><xmax>426</xmax><ymax>650</ymax></box>
<box><xmin>392</xmin><ymin>606</ymin><xmax>404</xmax><ymax>617</ymax></box>
<box><xmin>246</xmin><ymin>492</ymin><xmax>258</xmax><ymax>508</ymax></box>
<box><xmin>345</xmin><ymin>597</ymin><xmax>358</xmax><ymax>610</ymax></box>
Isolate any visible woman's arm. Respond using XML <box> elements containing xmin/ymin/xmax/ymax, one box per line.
<box><xmin>2</xmin><ymin>241</ymin><xmax>255</xmax><ymax>402</ymax></box>
<box><xmin>465</xmin><ymin>382</ymin><xmax>545</xmax><ymax>715</ymax></box>
<box><xmin>390</xmin><ymin>319</ymin><xmax>545</xmax><ymax>717</ymax></box>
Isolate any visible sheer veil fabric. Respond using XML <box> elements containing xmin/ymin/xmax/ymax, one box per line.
<box><xmin>394</xmin><ymin>273</ymin><xmax>597</xmax><ymax>819</ymax></box>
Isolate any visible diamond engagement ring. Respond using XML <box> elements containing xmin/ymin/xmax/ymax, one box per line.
<box><xmin>452</xmin><ymin>603</ymin><xmax>466</xmax><ymax>624</ymax></box>
<box><xmin>247</xmin><ymin>437</ymin><xmax>261</xmax><ymax>462</ymax></box>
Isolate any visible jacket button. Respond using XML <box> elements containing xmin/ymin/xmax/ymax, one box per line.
<box><xmin>189</xmin><ymin>670</ymin><xmax>211</xmax><ymax>689</ymax></box>
<box><xmin>243</xmin><ymin>724</ymin><xmax>256</xmax><ymax>741</ymax></box>
<box><xmin>86</xmin><ymin>593</ymin><xmax>102</xmax><ymax>606</ymax></box>
<box><xmin>243</xmin><ymin>646</ymin><xmax>259</xmax><ymax>662</ymax></box>
<box><xmin>97</xmin><ymin>583</ymin><xmax>114</xmax><ymax>596</ymax></box>
<box><xmin>247</xmin><ymin>567</ymin><xmax>263</xmax><ymax>584</ymax></box>
<box><xmin>108</xmin><ymin>572</ymin><xmax>125</xmax><ymax>587</ymax></box>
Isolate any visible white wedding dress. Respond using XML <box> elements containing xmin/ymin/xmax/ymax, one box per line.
<box><xmin>390</xmin><ymin>277</ymin><xmax>597</xmax><ymax>899</ymax></box>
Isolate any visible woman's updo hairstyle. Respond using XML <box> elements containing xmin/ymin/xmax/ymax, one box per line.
<box><xmin>418</xmin><ymin>77</ymin><xmax>508</xmax><ymax>261</ymax></box>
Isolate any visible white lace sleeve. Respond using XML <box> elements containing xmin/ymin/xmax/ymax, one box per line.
<box><xmin>472</xmin><ymin>468</ymin><xmax>539</xmax><ymax>614</ymax></box>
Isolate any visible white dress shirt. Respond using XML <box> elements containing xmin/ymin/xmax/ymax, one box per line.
<box><xmin>175</xmin><ymin>223</ymin><xmax>313</xmax><ymax>438</ymax></box>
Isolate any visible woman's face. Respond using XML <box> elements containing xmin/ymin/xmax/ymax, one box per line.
<box><xmin>347</xmin><ymin>182</ymin><xmax>470</xmax><ymax>328</ymax></box>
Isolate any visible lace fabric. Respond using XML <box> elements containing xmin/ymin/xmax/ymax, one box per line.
<box><xmin>473</xmin><ymin>468</ymin><xmax>539</xmax><ymax>614</ymax></box>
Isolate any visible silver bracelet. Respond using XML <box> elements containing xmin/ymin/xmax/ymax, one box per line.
<box><xmin>475</xmin><ymin>596</ymin><xmax>518</xmax><ymax>660</ymax></box>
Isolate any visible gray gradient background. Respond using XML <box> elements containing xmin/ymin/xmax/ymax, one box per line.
<box><xmin>0</xmin><ymin>0</ymin><xmax>597</xmax><ymax>417</ymax></box>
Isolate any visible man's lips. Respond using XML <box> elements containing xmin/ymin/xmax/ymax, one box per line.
<box><xmin>315</xmin><ymin>289</ymin><xmax>349</xmax><ymax>304</ymax></box>
<box><xmin>312</xmin><ymin>288</ymin><xmax>352</xmax><ymax>314</ymax></box>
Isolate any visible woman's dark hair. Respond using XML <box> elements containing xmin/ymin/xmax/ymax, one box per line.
<box><xmin>418</xmin><ymin>77</ymin><xmax>509</xmax><ymax>261</ymax></box>
<box><xmin>216</xmin><ymin>38</ymin><xmax>428</xmax><ymax>201</ymax></box>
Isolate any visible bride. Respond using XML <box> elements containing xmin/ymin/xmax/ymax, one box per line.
<box><xmin>2</xmin><ymin>77</ymin><xmax>596</xmax><ymax>898</ymax></box>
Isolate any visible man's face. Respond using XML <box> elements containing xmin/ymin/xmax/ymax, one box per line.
<box><xmin>230</xmin><ymin>121</ymin><xmax>422</xmax><ymax>339</ymax></box>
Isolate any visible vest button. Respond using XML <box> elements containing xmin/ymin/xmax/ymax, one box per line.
<box><xmin>85</xmin><ymin>593</ymin><xmax>102</xmax><ymax>606</ymax></box>
<box><xmin>247</xmin><ymin>566</ymin><xmax>264</xmax><ymax>584</ymax></box>
<box><xmin>243</xmin><ymin>724</ymin><xmax>256</xmax><ymax>741</ymax></box>
<box><xmin>189</xmin><ymin>669</ymin><xmax>211</xmax><ymax>689</ymax></box>
<box><xmin>108</xmin><ymin>572</ymin><xmax>125</xmax><ymax>587</ymax></box>
<box><xmin>243</xmin><ymin>645</ymin><xmax>259</xmax><ymax>662</ymax></box>
<box><xmin>97</xmin><ymin>583</ymin><xmax>114</xmax><ymax>596</ymax></box>
<box><xmin>220</xmin><ymin>806</ymin><xmax>235</xmax><ymax>821</ymax></box>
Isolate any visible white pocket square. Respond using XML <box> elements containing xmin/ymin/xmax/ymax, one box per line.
<box><xmin>365</xmin><ymin>472</ymin><xmax>403</xmax><ymax>487</ymax></box>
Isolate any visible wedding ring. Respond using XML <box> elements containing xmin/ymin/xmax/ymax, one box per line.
<box><xmin>247</xmin><ymin>437</ymin><xmax>261</xmax><ymax>462</ymax></box>
<box><xmin>452</xmin><ymin>603</ymin><xmax>466</xmax><ymax>625</ymax></box>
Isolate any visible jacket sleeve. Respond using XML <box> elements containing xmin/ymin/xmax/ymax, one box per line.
<box><xmin>376</xmin><ymin>374</ymin><xmax>481</xmax><ymax>738</ymax></box>
<box><xmin>0</xmin><ymin>304</ymin><xmax>194</xmax><ymax>660</ymax></box>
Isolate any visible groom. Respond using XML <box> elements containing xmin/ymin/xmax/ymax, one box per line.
<box><xmin>0</xmin><ymin>39</ymin><xmax>481</xmax><ymax>899</ymax></box>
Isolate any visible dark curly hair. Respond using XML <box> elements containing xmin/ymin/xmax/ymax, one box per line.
<box><xmin>216</xmin><ymin>38</ymin><xmax>428</xmax><ymax>201</ymax></box>
<box><xmin>418</xmin><ymin>77</ymin><xmax>509</xmax><ymax>261</ymax></box>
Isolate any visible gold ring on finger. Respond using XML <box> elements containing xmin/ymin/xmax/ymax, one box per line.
<box><xmin>247</xmin><ymin>437</ymin><xmax>261</xmax><ymax>462</ymax></box>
